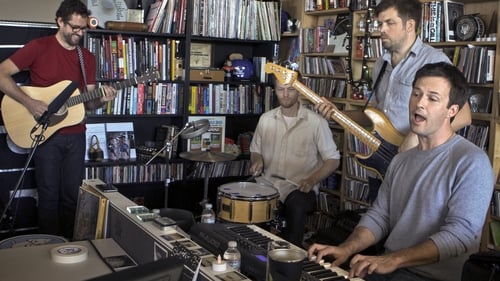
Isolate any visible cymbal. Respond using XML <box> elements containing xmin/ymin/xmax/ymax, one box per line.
<box><xmin>179</xmin><ymin>151</ymin><xmax>237</xmax><ymax>162</ymax></box>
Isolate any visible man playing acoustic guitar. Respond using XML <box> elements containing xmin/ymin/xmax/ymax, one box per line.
<box><xmin>0</xmin><ymin>0</ymin><xmax>117</xmax><ymax>238</ymax></box>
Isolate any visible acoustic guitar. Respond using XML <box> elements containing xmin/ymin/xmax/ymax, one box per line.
<box><xmin>264</xmin><ymin>63</ymin><xmax>404</xmax><ymax>179</ymax></box>
<box><xmin>1</xmin><ymin>71</ymin><xmax>159</xmax><ymax>149</ymax></box>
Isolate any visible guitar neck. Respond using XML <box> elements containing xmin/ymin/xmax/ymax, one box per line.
<box><xmin>66</xmin><ymin>78</ymin><xmax>138</xmax><ymax>106</ymax></box>
<box><xmin>291</xmin><ymin>80</ymin><xmax>381</xmax><ymax>151</ymax></box>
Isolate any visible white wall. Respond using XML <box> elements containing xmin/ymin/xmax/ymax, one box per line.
<box><xmin>0</xmin><ymin>0</ymin><xmax>62</xmax><ymax>23</ymax></box>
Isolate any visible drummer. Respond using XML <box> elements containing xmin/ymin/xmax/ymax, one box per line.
<box><xmin>249</xmin><ymin>74</ymin><xmax>341</xmax><ymax>247</ymax></box>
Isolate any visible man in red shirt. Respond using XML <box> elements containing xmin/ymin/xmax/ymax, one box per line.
<box><xmin>0</xmin><ymin>0</ymin><xmax>116</xmax><ymax>238</ymax></box>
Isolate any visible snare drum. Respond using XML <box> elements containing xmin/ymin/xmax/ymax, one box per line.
<box><xmin>217</xmin><ymin>182</ymin><xmax>279</xmax><ymax>223</ymax></box>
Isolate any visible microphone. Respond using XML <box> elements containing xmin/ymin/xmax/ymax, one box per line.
<box><xmin>181</xmin><ymin>119</ymin><xmax>210</xmax><ymax>139</ymax></box>
<box><xmin>36</xmin><ymin>81</ymin><xmax>78</xmax><ymax>126</ymax></box>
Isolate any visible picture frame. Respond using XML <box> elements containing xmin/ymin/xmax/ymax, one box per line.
<box><xmin>190</xmin><ymin>43</ymin><xmax>212</xmax><ymax>68</ymax></box>
<box><xmin>468</xmin><ymin>87</ymin><xmax>493</xmax><ymax>113</ymax></box>
<box><xmin>444</xmin><ymin>0</ymin><xmax>465</xmax><ymax>42</ymax></box>
<box><xmin>187</xmin><ymin>116</ymin><xmax>225</xmax><ymax>152</ymax></box>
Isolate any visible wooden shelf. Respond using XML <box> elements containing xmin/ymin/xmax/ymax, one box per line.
<box><xmin>304</xmin><ymin>7</ymin><xmax>350</xmax><ymax>16</ymax></box>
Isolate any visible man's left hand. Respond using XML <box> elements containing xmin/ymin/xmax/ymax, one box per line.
<box><xmin>298</xmin><ymin>178</ymin><xmax>315</xmax><ymax>193</ymax></box>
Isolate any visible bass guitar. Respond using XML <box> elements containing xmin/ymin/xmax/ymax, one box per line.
<box><xmin>2</xmin><ymin>71</ymin><xmax>159</xmax><ymax>149</ymax></box>
<box><xmin>265</xmin><ymin>63</ymin><xmax>403</xmax><ymax>179</ymax></box>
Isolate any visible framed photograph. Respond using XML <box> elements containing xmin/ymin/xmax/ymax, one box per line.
<box><xmin>190</xmin><ymin>43</ymin><xmax>212</xmax><ymax>68</ymax></box>
<box><xmin>105</xmin><ymin>122</ymin><xmax>136</xmax><ymax>161</ymax></box>
<box><xmin>444</xmin><ymin>0</ymin><xmax>464</xmax><ymax>42</ymax></box>
<box><xmin>73</xmin><ymin>184</ymin><xmax>109</xmax><ymax>240</ymax></box>
<box><xmin>468</xmin><ymin>87</ymin><xmax>493</xmax><ymax>113</ymax></box>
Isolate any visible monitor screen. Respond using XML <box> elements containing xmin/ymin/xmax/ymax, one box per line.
<box><xmin>86</xmin><ymin>257</ymin><xmax>184</xmax><ymax>281</ymax></box>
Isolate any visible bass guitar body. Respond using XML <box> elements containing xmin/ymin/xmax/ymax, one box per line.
<box><xmin>351</xmin><ymin>107</ymin><xmax>401</xmax><ymax>178</ymax></box>
<box><xmin>264</xmin><ymin>62</ymin><xmax>404</xmax><ymax>179</ymax></box>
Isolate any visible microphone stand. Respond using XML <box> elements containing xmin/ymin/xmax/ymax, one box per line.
<box><xmin>144</xmin><ymin>122</ymin><xmax>191</xmax><ymax>208</ymax></box>
<box><xmin>0</xmin><ymin>122</ymin><xmax>48</xmax><ymax>228</ymax></box>
<box><xmin>144</xmin><ymin>122</ymin><xmax>191</xmax><ymax>166</ymax></box>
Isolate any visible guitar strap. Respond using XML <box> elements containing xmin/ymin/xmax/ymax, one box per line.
<box><xmin>76</xmin><ymin>46</ymin><xmax>88</xmax><ymax>90</ymax></box>
<box><xmin>362</xmin><ymin>60</ymin><xmax>388</xmax><ymax>111</ymax></box>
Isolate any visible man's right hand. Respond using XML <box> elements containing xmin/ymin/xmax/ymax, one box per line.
<box><xmin>26</xmin><ymin>98</ymin><xmax>48</xmax><ymax>120</ymax></box>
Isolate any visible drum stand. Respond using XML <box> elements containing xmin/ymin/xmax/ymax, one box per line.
<box><xmin>201</xmin><ymin>162</ymin><xmax>213</xmax><ymax>206</ymax></box>
<box><xmin>179</xmin><ymin>150</ymin><xmax>236</xmax><ymax>207</ymax></box>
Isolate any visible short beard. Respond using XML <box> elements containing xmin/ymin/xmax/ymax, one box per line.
<box><xmin>63</xmin><ymin>33</ymin><xmax>81</xmax><ymax>47</ymax></box>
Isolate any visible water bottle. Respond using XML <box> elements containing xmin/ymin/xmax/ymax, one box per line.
<box><xmin>201</xmin><ymin>203</ymin><xmax>216</xmax><ymax>223</ymax></box>
<box><xmin>223</xmin><ymin>241</ymin><xmax>241</xmax><ymax>271</ymax></box>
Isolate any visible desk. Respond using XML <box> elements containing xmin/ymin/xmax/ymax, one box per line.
<box><xmin>82</xmin><ymin>178</ymin><xmax>253</xmax><ymax>281</ymax></box>
<box><xmin>0</xmin><ymin>238</ymin><xmax>132</xmax><ymax>281</ymax></box>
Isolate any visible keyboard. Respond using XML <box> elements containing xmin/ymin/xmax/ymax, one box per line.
<box><xmin>189</xmin><ymin>223</ymin><xmax>364</xmax><ymax>281</ymax></box>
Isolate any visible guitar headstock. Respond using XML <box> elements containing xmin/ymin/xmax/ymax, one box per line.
<box><xmin>264</xmin><ymin>63</ymin><xmax>298</xmax><ymax>86</ymax></box>
<box><xmin>135</xmin><ymin>69</ymin><xmax>160</xmax><ymax>84</ymax></box>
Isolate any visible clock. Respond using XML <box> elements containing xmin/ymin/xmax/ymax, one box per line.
<box><xmin>455</xmin><ymin>14</ymin><xmax>485</xmax><ymax>41</ymax></box>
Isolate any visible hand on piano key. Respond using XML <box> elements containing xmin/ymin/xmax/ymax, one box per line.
<box><xmin>303</xmin><ymin>259</ymin><xmax>365</xmax><ymax>280</ymax></box>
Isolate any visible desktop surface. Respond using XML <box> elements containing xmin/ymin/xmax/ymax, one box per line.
<box><xmin>0</xmin><ymin>239</ymin><xmax>128</xmax><ymax>281</ymax></box>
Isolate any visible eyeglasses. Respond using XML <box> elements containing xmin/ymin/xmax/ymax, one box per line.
<box><xmin>64</xmin><ymin>21</ymin><xmax>88</xmax><ymax>33</ymax></box>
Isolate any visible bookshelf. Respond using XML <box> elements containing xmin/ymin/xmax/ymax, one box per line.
<box><xmin>0</xmin><ymin>0</ymin><xmax>281</xmax><ymax>233</ymax></box>
<box><xmin>286</xmin><ymin>0</ymin><xmax>500</xmax><ymax>250</ymax></box>
<box><xmin>76</xmin><ymin>1</ymin><xmax>284</xmax><ymax>222</ymax></box>
<box><xmin>81</xmin><ymin>0</ymin><xmax>281</xmax><ymax>183</ymax></box>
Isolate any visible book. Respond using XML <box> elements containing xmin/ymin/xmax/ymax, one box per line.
<box><xmin>187</xmin><ymin>116</ymin><xmax>225</xmax><ymax>152</ymax></box>
<box><xmin>105</xmin><ymin>122</ymin><xmax>137</xmax><ymax>161</ymax></box>
<box><xmin>152</xmin><ymin>0</ymin><xmax>170</xmax><ymax>33</ymax></box>
<box><xmin>328</xmin><ymin>13</ymin><xmax>350</xmax><ymax>55</ymax></box>
<box><xmin>443</xmin><ymin>0</ymin><xmax>464</xmax><ymax>42</ymax></box>
<box><xmin>428</xmin><ymin>1</ymin><xmax>439</xmax><ymax>42</ymax></box>
<box><xmin>486</xmin><ymin>49</ymin><xmax>495</xmax><ymax>82</ymax></box>
<box><xmin>85</xmin><ymin>123</ymin><xmax>109</xmax><ymax>161</ymax></box>
<box><xmin>145</xmin><ymin>0</ymin><xmax>164</xmax><ymax>32</ymax></box>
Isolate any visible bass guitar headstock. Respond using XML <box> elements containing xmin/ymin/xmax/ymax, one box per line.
<box><xmin>264</xmin><ymin>63</ymin><xmax>298</xmax><ymax>86</ymax></box>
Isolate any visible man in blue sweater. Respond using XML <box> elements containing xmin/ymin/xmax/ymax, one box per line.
<box><xmin>308</xmin><ymin>62</ymin><xmax>494</xmax><ymax>281</ymax></box>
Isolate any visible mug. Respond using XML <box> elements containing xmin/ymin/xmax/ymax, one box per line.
<box><xmin>266</xmin><ymin>240</ymin><xmax>307</xmax><ymax>281</ymax></box>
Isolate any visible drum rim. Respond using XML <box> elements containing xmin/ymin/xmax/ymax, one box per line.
<box><xmin>218</xmin><ymin>181</ymin><xmax>279</xmax><ymax>199</ymax></box>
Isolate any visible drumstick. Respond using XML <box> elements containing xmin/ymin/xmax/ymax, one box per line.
<box><xmin>271</xmin><ymin>174</ymin><xmax>299</xmax><ymax>187</ymax></box>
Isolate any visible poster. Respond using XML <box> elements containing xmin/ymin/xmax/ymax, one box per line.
<box><xmin>187</xmin><ymin>116</ymin><xmax>225</xmax><ymax>152</ymax></box>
